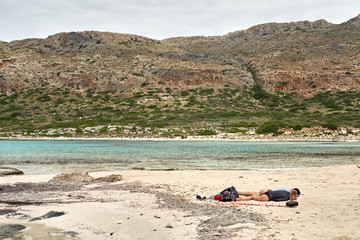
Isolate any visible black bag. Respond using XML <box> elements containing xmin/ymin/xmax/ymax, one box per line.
<box><xmin>216</xmin><ymin>186</ymin><xmax>239</xmax><ymax>202</ymax></box>
<box><xmin>286</xmin><ymin>201</ymin><xmax>299</xmax><ymax>207</ymax></box>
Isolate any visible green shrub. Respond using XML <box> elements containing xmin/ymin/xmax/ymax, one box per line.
<box><xmin>197</xmin><ymin>130</ymin><xmax>217</xmax><ymax>136</ymax></box>
<box><xmin>0</xmin><ymin>112</ymin><xmax>21</xmax><ymax>120</ymax></box>
<box><xmin>76</xmin><ymin>128</ymin><xmax>83</xmax><ymax>134</ymax></box>
<box><xmin>85</xmin><ymin>90</ymin><xmax>94</xmax><ymax>98</ymax></box>
<box><xmin>231</xmin><ymin>121</ymin><xmax>258</xmax><ymax>128</ymax></box>
<box><xmin>102</xmin><ymin>106</ymin><xmax>113</xmax><ymax>111</ymax></box>
<box><xmin>221</xmin><ymin>128</ymin><xmax>244</xmax><ymax>133</ymax></box>
<box><xmin>9</xmin><ymin>93</ymin><xmax>18</xmax><ymax>101</ymax></box>
<box><xmin>252</xmin><ymin>85</ymin><xmax>271</xmax><ymax>100</ymax></box>
<box><xmin>185</xmin><ymin>95</ymin><xmax>199</xmax><ymax>107</ymax></box>
<box><xmin>102</xmin><ymin>95</ymin><xmax>111</xmax><ymax>102</ymax></box>
<box><xmin>147</xmin><ymin>105</ymin><xmax>158</xmax><ymax>109</ymax></box>
<box><xmin>3</xmin><ymin>105</ymin><xmax>19</xmax><ymax>112</ymax></box>
<box><xmin>180</xmin><ymin>90</ymin><xmax>190</xmax><ymax>97</ymax></box>
<box><xmin>256</xmin><ymin>121</ymin><xmax>282</xmax><ymax>134</ymax></box>
<box><xmin>151</xmin><ymin>122</ymin><xmax>166</xmax><ymax>128</ymax></box>
<box><xmin>165</xmin><ymin>88</ymin><xmax>172</xmax><ymax>94</ymax></box>
<box><xmin>322</xmin><ymin>122</ymin><xmax>338</xmax><ymax>130</ymax></box>
<box><xmin>0</xmin><ymin>98</ymin><xmax>7</xmax><ymax>105</ymax></box>
<box><xmin>99</xmin><ymin>127</ymin><xmax>108</xmax><ymax>133</ymax></box>
<box><xmin>324</xmin><ymin>99</ymin><xmax>338</xmax><ymax>109</ymax></box>
<box><xmin>55</xmin><ymin>98</ymin><xmax>66</xmax><ymax>105</ymax></box>
<box><xmin>247</xmin><ymin>67</ymin><xmax>256</xmax><ymax>78</ymax></box>
<box><xmin>199</xmin><ymin>88</ymin><xmax>214</xmax><ymax>96</ymax></box>
<box><xmin>293</xmin><ymin>125</ymin><xmax>303</xmax><ymax>131</ymax></box>
<box><xmin>37</xmin><ymin>95</ymin><xmax>52</xmax><ymax>102</ymax></box>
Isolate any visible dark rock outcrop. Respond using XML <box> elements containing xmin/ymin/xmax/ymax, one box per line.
<box><xmin>0</xmin><ymin>167</ymin><xmax>24</xmax><ymax>176</ymax></box>
<box><xmin>29</xmin><ymin>211</ymin><xmax>66</xmax><ymax>222</ymax></box>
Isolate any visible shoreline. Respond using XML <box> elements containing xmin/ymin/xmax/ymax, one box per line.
<box><xmin>1</xmin><ymin>135</ymin><xmax>360</xmax><ymax>142</ymax></box>
<box><xmin>1</xmin><ymin>165</ymin><xmax>359</xmax><ymax>239</ymax></box>
<box><xmin>2</xmin><ymin>126</ymin><xmax>360</xmax><ymax>142</ymax></box>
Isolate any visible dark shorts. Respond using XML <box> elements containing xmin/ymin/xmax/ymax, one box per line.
<box><xmin>264</xmin><ymin>190</ymin><xmax>289</xmax><ymax>201</ymax></box>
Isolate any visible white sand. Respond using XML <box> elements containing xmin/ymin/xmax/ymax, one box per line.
<box><xmin>1</xmin><ymin>164</ymin><xmax>359</xmax><ymax>239</ymax></box>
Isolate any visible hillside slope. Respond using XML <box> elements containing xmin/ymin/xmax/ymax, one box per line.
<box><xmin>1</xmin><ymin>15</ymin><xmax>360</xmax><ymax>138</ymax></box>
<box><xmin>163</xmin><ymin>15</ymin><xmax>360</xmax><ymax>94</ymax></box>
<box><xmin>0</xmin><ymin>31</ymin><xmax>252</xmax><ymax>93</ymax></box>
<box><xmin>1</xmin><ymin>14</ymin><xmax>359</xmax><ymax>95</ymax></box>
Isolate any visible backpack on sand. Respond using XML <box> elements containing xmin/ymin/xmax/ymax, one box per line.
<box><xmin>214</xmin><ymin>186</ymin><xmax>239</xmax><ymax>202</ymax></box>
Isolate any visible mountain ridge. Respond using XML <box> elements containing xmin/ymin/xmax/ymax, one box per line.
<box><xmin>3</xmin><ymin>15</ymin><xmax>351</xmax><ymax>43</ymax></box>
<box><xmin>0</xmin><ymin>14</ymin><xmax>359</xmax><ymax>95</ymax></box>
<box><xmin>342</xmin><ymin>13</ymin><xmax>360</xmax><ymax>26</ymax></box>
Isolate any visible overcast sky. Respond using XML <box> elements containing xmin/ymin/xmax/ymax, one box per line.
<box><xmin>1</xmin><ymin>0</ymin><xmax>359</xmax><ymax>42</ymax></box>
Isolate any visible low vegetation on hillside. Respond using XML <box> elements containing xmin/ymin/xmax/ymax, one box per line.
<box><xmin>1</xmin><ymin>86</ymin><xmax>359</xmax><ymax>138</ymax></box>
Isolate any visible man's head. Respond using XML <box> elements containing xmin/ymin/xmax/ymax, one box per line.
<box><xmin>292</xmin><ymin>188</ymin><xmax>301</xmax><ymax>195</ymax></box>
<box><xmin>289</xmin><ymin>190</ymin><xmax>298</xmax><ymax>201</ymax></box>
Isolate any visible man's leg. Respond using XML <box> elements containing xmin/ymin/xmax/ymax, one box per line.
<box><xmin>238</xmin><ymin>189</ymin><xmax>269</xmax><ymax>196</ymax></box>
<box><xmin>237</xmin><ymin>191</ymin><xmax>255</xmax><ymax>196</ymax></box>
<box><xmin>259</xmin><ymin>189</ymin><xmax>270</xmax><ymax>195</ymax></box>
<box><xmin>238</xmin><ymin>194</ymin><xmax>269</xmax><ymax>201</ymax></box>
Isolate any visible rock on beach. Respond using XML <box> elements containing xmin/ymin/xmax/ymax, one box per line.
<box><xmin>49</xmin><ymin>172</ymin><xmax>95</xmax><ymax>182</ymax></box>
<box><xmin>95</xmin><ymin>174</ymin><xmax>123</xmax><ymax>182</ymax></box>
<box><xmin>29</xmin><ymin>211</ymin><xmax>66</xmax><ymax>222</ymax></box>
<box><xmin>49</xmin><ymin>172</ymin><xmax>123</xmax><ymax>183</ymax></box>
<box><xmin>0</xmin><ymin>167</ymin><xmax>24</xmax><ymax>176</ymax></box>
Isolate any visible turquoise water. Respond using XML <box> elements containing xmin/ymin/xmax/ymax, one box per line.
<box><xmin>1</xmin><ymin>140</ymin><xmax>360</xmax><ymax>174</ymax></box>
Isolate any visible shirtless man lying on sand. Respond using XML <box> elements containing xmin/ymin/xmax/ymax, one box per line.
<box><xmin>237</xmin><ymin>188</ymin><xmax>300</xmax><ymax>202</ymax></box>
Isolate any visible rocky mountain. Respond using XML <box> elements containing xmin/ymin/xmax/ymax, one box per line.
<box><xmin>0</xmin><ymin>31</ymin><xmax>252</xmax><ymax>94</ymax></box>
<box><xmin>0</xmin><ymin>14</ymin><xmax>359</xmax><ymax>95</ymax></box>
<box><xmin>342</xmin><ymin>13</ymin><xmax>360</xmax><ymax>26</ymax></box>
<box><xmin>163</xmin><ymin>16</ymin><xmax>360</xmax><ymax>95</ymax></box>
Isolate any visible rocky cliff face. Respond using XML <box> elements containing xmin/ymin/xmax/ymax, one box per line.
<box><xmin>0</xmin><ymin>15</ymin><xmax>359</xmax><ymax>95</ymax></box>
<box><xmin>342</xmin><ymin>14</ymin><xmax>360</xmax><ymax>26</ymax></box>
<box><xmin>163</xmin><ymin>16</ymin><xmax>360</xmax><ymax>95</ymax></box>
<box><xmin>0</xmin><ymin>31</ymin><xmax>253</xmax><ymax>93</ymax></box>
<box><xmin>225</xmin><ymin>19</ymin><xmax>333</xmax><ymax>40</ymax></box>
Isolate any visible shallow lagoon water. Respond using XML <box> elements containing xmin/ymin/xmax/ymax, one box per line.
<box><xmin>1</xmin><ymin>140</ymin><xmax>360</xmax><ymax>174</ymax></box>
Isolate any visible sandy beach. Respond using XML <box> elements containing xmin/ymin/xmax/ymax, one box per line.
<box><xmin>2</xmin><ymin>131</ymin><xmax>360</xmax><ymax>142</ymax></box>
<box><xmin>0</xmin><ymin>164</ymin><xmax>359</xmax><ymax>240</ymax></box>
